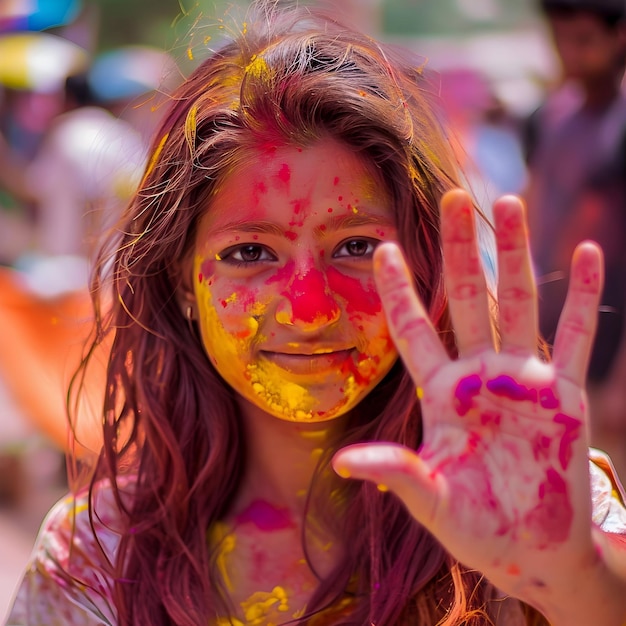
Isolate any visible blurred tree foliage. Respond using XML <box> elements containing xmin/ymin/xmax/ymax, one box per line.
<box><xmin>88</xmin><ymin>0</ymin><xmax>540</xmax><ymax>56</ymax></box>
<box><xmin>89</xmin><ymin>0</ymin><xmax>247</xmax><ymax>55</ymax></box>
<box><xmin>382</xmin><ymin>0</ymin><xmax>538</xmax><ymax>36</ymax></box>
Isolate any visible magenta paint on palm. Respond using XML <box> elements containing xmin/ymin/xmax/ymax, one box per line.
<box><xmin>235</xmin><ymin>500</ymin><xmax>296</xmax><ymax>531</ymax></box>
<box><xmin>523</xmin><ymin>468</ymin><xmax>571</xmax><ymax>546</ymax></box>
<box><xmin>486</xmin><ymin>375</ymin><xmax>538</xmax><ymax>403</ymax></box>
<box><xmin>539</xmin><ymin>387</ymin><xmax>559</xmax><ymax>409</ymax></box>
<box><xmin>553</xmin><ymin>413</ymin><xmax>581</xmax><ymax>470</ymax></box>
<box><xmin>454</xmin><ymin>374</ymin><xmax>482</xmax><ymax>416</ymax></box>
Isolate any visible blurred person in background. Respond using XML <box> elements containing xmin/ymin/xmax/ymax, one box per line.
<box><xmin>524</xmin><ymin>0</ymin><xmax>626</xmax><ymax>477</ymax></box>
<box><xmin>439</xmin><ymin>67</ymin><xmax>528</xmax><ymax>211</ymax></box>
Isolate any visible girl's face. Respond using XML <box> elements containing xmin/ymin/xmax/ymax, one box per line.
<box><xmin>191</xmin><ymin>139</ymin><xmax>399</xmax><ymax>422</ymax></box>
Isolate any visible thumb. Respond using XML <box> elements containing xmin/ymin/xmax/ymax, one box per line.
<box><xmin>332</xmin><ymin>442</ymin><xmax>444</xmax><ymax>529</ymax></box>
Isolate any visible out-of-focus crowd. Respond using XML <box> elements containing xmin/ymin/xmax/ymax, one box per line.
<box><xmin>1</xmin><ymin>0</ymin><xmax>626</xmax><ymax>620</ymax></box>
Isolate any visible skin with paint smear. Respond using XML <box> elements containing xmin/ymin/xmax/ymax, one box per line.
<box><xmin>191</xmin><ymin>140</ymin><xmax>398</xmax><ymax>422</ymax></box>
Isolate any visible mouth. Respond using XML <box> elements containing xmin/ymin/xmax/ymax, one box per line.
<box><xmin>260</xmin><ymin>348</ymin><xmax>354</xmax><ymax>376</ymax></box>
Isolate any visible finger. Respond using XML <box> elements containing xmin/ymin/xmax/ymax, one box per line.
<box><xmin>553</xmin><ymin>242</ymin><xmax>603</xmax><ymax>385</ymax></box>
<box><xmin>493</xmin><ymin>196</ymin><xmax>538</xmax><ymax>353</ymax></box>
<box><xmin>374</xmin><ymin>242</ymin><xmax>449</xmax><ymax>386</ymax></box>
<box><xmin>332</xmin><ymin>443</ymin><xmax>443</xmax><ymax>529</ymax></box>
<box><xmin>440</xmin><ymin>189</ymin><xmax>494</xmax><ymax>355</ymax></box>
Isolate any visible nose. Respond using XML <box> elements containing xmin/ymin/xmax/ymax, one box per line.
<box><xmin>275</xmin><ymin>266</ymin><xmax>341</xmax><ymax>330</ymax></box>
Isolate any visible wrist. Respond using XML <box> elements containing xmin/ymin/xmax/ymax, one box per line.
<box><xmin>532</xmin><ymin>535</ymin><xmax>626</xmax><ymax>626</ymax></box>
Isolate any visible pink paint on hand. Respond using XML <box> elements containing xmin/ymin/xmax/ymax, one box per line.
<box><xmin>539</xmin><ymin>387</ymin><xmax>559</xmax><ymax>409</ymax></box>
<box><xmin>553</xmin><ymin>413</ymin><xmax>581</xmax><ymax>470</ymax></box>
<box><xmin>235</xmin><ymin>500</ymin><xmax>295</xmax><ymax>532</ymax></box>
<box><xmin>486</xmin><ymin>375</ymin><xmax>538</xmax><ymax>403</ymax></box>
<box><xmin>454</xmin><ymin>374</ymin><xmax>482</xmax><ymax>416</ymax></box>
<box><xmin>523</xmin><ymin>468</ymin><xmax>572</xmax><ymax>546</ymax></box>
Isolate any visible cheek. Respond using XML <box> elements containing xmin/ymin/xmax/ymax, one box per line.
<box><xmin>326</xmin><ymin>266</ymin><xmax>381</xmax><ymax>317</ymax></box>
<box><xmin>194</xmin><ymin>259</ymin><xmax>269</xmax><ymax>359</ymax></box>
<box><xmin>326</xmin><ymin>266</ymin><xmax>395</xmax><ymax>366</ymax></box>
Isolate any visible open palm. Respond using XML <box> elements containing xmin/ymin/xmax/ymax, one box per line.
<box><xmin>333</xmin><ymin>189</ymin><xmax>604</xmax><ymax>610</ymax></box>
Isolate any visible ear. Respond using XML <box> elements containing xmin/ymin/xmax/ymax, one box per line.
<box><xmin>174</xmin><ymin>254</ymin><xmax>198</xmax><ymax>320</ymax></box>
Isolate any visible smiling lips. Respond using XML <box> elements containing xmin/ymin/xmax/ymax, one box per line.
<box><xmin>260</xmin><ymin>348</ymin><xmax>354</xmax><ymax>376</ymax></box>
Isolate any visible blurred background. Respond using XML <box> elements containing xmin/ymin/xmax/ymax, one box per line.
<box><xmin>2</xmin><ymin>0</ymin><xmax>625</xmax><ymax>620</ymax></box>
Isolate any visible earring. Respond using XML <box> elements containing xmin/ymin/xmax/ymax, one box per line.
<box><xmin>185</xmin><ymin>305</ymin><xmax>194</xmax><ymax>321</ymax></box>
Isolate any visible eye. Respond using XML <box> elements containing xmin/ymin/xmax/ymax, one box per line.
<box><xmin>219</xmin><ymin>244</ymin><xmax>276</xmax><ymax>264</ymax></box>
<box><xmin>333</xmin><ymin>238</ymin><xmax>378</xmax><ymax>259</ymax></box>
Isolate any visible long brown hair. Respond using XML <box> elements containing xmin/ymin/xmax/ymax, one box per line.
<box><xmin>71</xmin><ymin>2</ymin><xmax>547</xmax><ymax>624</ymax></box>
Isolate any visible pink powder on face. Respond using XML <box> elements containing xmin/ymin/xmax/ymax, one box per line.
<box><xmin>235</xmin><ymin>500</ymin><xmax>295</xmax><ymax>531</ymax></box>
<box><xmin>326</xmin><ymin>267</ymin><xmax>381</xmax><ymax>317</ymax></box>
<box><xmin>200</xmin><ymin>259</ymin><xmax>216</xmax><ymax>282</ymax></box>
<box><xmin>333</xmin><ymin>176</ymin><xmax>340</xmax><ymax>186</ymax></box>
<box><xmin>284</xmin><ymin>267</ymin><xmax>338</xmax><ymax>324</ymax></box>
<box><xmin>265</xmin><ymin>259</ymin><xmax>296</xmax><ymax>285</ymax></box>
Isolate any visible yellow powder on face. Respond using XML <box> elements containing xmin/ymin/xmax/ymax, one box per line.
<box><xmin>224</xmin><ymin>292</ymin><xmax>238</xmax><ymax>306</ymax></box>
<box><xmin>376</xmin><ymin>484</ymin><xmax>389</xmax><ymax>492</ymax></box>
<box><xmin>248</xmin><ymin>363</ymin><xmax>318</xmax><ymax>419</ymax></box>
<box><xmin>416</xmin><ymin>386</ymin><xmax>424</xmax><ymax>399</ymax></box>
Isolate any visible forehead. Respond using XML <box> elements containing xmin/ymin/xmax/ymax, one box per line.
<box><xmin>202</xmin><ymin>139</ymin><xmax>389</xmax><ymax>225</ymax></box>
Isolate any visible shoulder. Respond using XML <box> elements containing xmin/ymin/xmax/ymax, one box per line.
<box><xmin>589</xmin><ymin>449</ymin><xmax>626</xmax><ymax>533</ymax></box>
<box><xmin>6</xmin><ymin>479</ymin><xmax>128</xmax><ymax>625</ymax></box>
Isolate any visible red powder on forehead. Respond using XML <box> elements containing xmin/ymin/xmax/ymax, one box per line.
<box><xmin>285</xmin><ymin>230</ymin><xmax>298</xmax><ymax>241</ymax></box>
<box><xmin>252</xmin><ymin>181</ymin><xmax>268</xmax><ymax>207</ymax></box>
<box><xmin>326</xmin><ymin>267</ymin><xmax>381</xmax><ymax>316</ymax></box>
<box><xmin>276</xmin><ymin>163</ymin><xmax>290</xmax><ymax>184</ymax></box>
<box><xmin>333</xmin><ymin>176</ymin><xmax>340</xmax><ymax>186</ymax></box>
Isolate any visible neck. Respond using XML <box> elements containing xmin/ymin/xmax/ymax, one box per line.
<box><xmin>231</xmin><ymin>399</ymin><xmax>347</xmax><ymax>521</ymax></box>
<box><xmin>582</xmin><ymin>73</ymin><xmax>623</xmax><ymax>108</ymax></box>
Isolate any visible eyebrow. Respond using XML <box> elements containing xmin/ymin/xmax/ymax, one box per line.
<box><xmin>314</xmin><ymin>212</ymin><xmax>394</xmax><ymax>235</ymax></box>
<box><xmin>210</xmin><ymin>212</ymin><xmax>394</xmax><ymax>238</ymax></box>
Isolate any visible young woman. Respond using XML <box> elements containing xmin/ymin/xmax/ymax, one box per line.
<box><xmin>7</xmin><ymin>2</ymin><xmax>626</xmax><ymax>625</ymax></box>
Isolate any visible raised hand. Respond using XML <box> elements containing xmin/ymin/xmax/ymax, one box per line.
<box><xmin>332</xmin><ymin>189</ymin><xmax>625</xmax><ymax>624</ymax></box>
